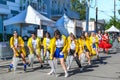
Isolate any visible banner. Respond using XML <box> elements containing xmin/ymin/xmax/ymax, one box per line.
<box><xmin>37</xmin><ymin>29</ymin><xmax>43</xmax><ymax>38</ymax></box>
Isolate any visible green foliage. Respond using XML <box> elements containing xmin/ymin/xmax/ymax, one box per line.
<box><xmin>0</xmin><ymin>34</ymin><xmax>13</xmax><ymax>42</ymax></box>
<box><xmin>118</xmin><ymin>0</ymin><xmax>120</xmax><ymax>15</ymax></box>
<box><xmin>104</xmin><ymin>0</ymin><xmax>120</xmax><ymax>30</ymax></box>
<box><xmin>118</xmin><ymin>9</ymin><xmax>120</xmax><ymax>15</ymax></box>
<box><xmin>70</xmin><ymin>0</ymin><xmax>93</xmax><ymax>20</ymax></box>
<box><xmin>70</xmin><ymin>0</ymin><xmax>86</xmax><ymax>20</ymax></box>
<box><xmin>105</xmin><ymin>17</ymin><xmax>120</xmax><ymax>30</ymax></box>
<box><xmin>6</xmin><ymin>34</ymin><xmax>13</xmax><ymax>41</ymax></box>
<box><xmin>0</xmin><ymin>34</ymin><xmax>3</xmax><ymax>42</ymax></box>
<box><xmin>90</xmin><ymin>18</ymin><xmax>95</xmax><ymax>21</ymax></box>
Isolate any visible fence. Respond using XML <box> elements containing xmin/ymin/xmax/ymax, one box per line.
<box><xmin>0</xmin><ymin>42</ymin><xmax>13</xmax><ymax>60</ymax></box>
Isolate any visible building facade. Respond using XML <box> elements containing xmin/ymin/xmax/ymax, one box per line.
<box><xmin>30</xmin><ymin>0</ymin><xmax>79</xmax><ymax>20</ymax></box>
<box><xmin>0</xmin><ymin>0</ymin><xmax>79</xmax><ymax>41</ymax></box>
<box><xmin>0</xmin><ymin>0</ymin><xmax>25</xmax><ymax>35</ymax></box>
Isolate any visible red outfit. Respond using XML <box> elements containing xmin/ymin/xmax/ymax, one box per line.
<box><xmin>99</xmin><ymin>34</ymin><xmax>112</xmax><ymax>49</ymax></box>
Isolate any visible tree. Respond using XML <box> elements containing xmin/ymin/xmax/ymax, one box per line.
<box><xmin>118</xmin><ymin>0</ymin><xmax>120</xmax><ymax>15</ymax></box>
<box><xmin>70</xmin><ymin>0</ymin><xmax>93</xmax><ymax>20</ymax></box>
<box><xmin>70</xmin><ymin>0</ymin><xmax>86</xmax><ymax>20</ymax></box>
<box><xmin>118</xmin><ymin>9</ymin><xmax>120</xmax><ymax>15</ymax></box>
<box><xmin>105</xmin><ymin>17</ymin><xmax>120</xmax><ymax>29</ymax></box>
<box><xmin>105</xmin><ymin>0</ymin><xmax>120</xmax><ymax>30</ymax></box>
<box><xmin>90</xmin><ymin>18</ymin><xmax>95</xmax><ymax>21</ymax></box>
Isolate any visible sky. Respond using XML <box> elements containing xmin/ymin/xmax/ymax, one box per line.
<box><xmin>89</xmin><ymin>0</ymin><xmax>120</xmax><ymax>21</ymax></box>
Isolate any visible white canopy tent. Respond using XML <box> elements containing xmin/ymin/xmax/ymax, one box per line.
<box><xmin>3</xmin><ymin>5</ymin><xmax>55</xmax><ymax>37</ymax></box>
<box><xmin>105</xmin><ymin>25</ymin><xmax>120</xmax><ymax>32</ymax></box>
<box><xmin>4</xmin><ymin>5</ymin><xmax>55</xmax><ymax>26</ymax></box>
<box><xmin>56</xmin><ymin>14</ymin><xmax>75</xmax><ymax>36</ymax></box>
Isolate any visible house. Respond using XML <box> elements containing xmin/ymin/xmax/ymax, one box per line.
<box><xmin>97</xmin><ymin>19</ymin><xmax>105</xmax><ymax>32</ymax></box>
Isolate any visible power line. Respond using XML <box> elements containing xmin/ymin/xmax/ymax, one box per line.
<box><xmin>90</xmin><ymin>7</ymin><xmax>120</xmax><ymax>20</ymax></box>
<box><xmin>90</xmin><ymin>7</ymin><xmax>112</xmax><ymax>17</ymax></box>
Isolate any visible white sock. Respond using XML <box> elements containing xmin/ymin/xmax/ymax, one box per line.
<box><xmin>66</xmin><ymin>56</ymin><xmax>70</xmax><ymax>67</ymax></box>
<box><xmin>65</xmin><ymin>70</ymin><xmax>68</xmax><ymax>74</ymax></box>
<box><xmin>70</xmin><ymin>56</ymin><xmax>73</xmax><ymax>66</ymax></box>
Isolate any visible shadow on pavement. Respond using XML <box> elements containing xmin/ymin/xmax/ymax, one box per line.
<box><xmin>0</xmin><ymin>65</ymin><xmax>9</xmax><ymax>68</ymax></box>
<box><xmin>85</xmin><ymin>64</ymin><xmax>99</xmax><ymax>68</ymax></box>
<box><xmin>91</xmin><ymin>56</ymin><xmax>111</xmax><ymax>65</ymax></box>
<box><xmin>67</xmin><ymin>68</ymin><xmax>94</xmax><ymax>77</ymax></box>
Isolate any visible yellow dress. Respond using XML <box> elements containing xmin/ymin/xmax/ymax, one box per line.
<box><xmin>10</xmin><ymin>36</ymin><xmax>26</xmax><ymax>57</ymax></box>
<box><xmin>49</xmin><ymin>35</ymin><xmax>68</xmax><ymax>60</ymax></box>
<box><xmin>27</xmin><ymin>37</ymin><xmax>41</xmax><ymax>54</ymax></box>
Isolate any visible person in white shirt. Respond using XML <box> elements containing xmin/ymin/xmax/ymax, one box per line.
<box><xmin>43</xmin><ymin>32</ymin><xmax>51</xmax><ymax>62</ymax></box>
<box><xmin>8</xmin><ymin>31</ymin><xmax>27</xmax><ymax>72</ymax></box>
<box><xmin>67</xmin><ymin>33</ymin><xmax>82</xmax><ymax>71</ymax></box>
<box><xmin>48</xmin><ymin>30</ymin><xmax>68</xmax><ymax>77</ymax></box>
<box><xmin>27</xmin><ymin>32</ymin><xmax>43</xmax><ymax>68</ymax></box>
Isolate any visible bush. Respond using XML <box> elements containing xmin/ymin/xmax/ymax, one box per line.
<box><xmin>0</xmin><ymin>34</ymin><xmax>13</xmax><ymax>42</ymax></box>
<box><xmin>0</xmin><ymin>34</ymin><xmax>3</xmax><ymax>42</ymax></box>
<box><xmin>6</xmin><ymin>34</ymin><xmax>13</xmax><ymax>41</ymax></box>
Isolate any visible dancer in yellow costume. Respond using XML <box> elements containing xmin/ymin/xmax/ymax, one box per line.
<box><xmin>42</xmin><ymin>32</ymin><xmax>51</xmax><ymax>62</ymax></box>
<box><xmin>78</xmin><ymin>34</ymin><xmax>91</xmax><ymax>65</ymax></box>
<box><xmin>84</xmin><ymin>32</ymin><xmax>92</xmax><ymax>56</ymax></box>
<box><xmin>8</xmin><ymin>31</ymin><xmax>27</xmax><ymax>72</ymax></box>
<box><xmin>95</xmin><ymin>32</ymin><xmax>101</xmax><ymax>59</ymax></box>
<box><xmin>27</xmin><ymin>32</ymin><xmax>43</xmax><ymax>68</ymax></box>
<box><xmin>48</xmin><ymin>30</ymin><xmax>68</xmax><ymax>77</ymax></box>
<box><xmin>90</xmin><ymin>32</ymin><xmax>98</xmax><ymax>56</ymax></box>
<box><xmin>95</xmin><ymin>33</ymin><xmax>99</xmax><ymax>55</ymax></box>
<box><xmin>66</xmin><ymin>33</ymin><xmax>82</xmax><ymax>71</ymax></box>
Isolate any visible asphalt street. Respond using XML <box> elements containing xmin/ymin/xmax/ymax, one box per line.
<box><xmin>0</xmin><ymin>42</ymin><xmax>120</xmax><ymax>80</ymax></box>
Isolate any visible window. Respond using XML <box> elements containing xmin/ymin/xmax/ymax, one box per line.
<box><xmin>11</xmin><ymin>10</ymin><xmax>19</xmax><ymax>16</ymax></box>
<box><xmin>31</xmin><ymin>2</ymin><xmax>38</xmax><ymax>10</ymax></box>
<box><xmin>7</xmin><ymin>0</ymin><xmax>15</xmax><ymax>2</ymax></box>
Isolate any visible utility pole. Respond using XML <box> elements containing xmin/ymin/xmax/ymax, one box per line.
<box><xmin>95</xmin><ymin>7</ymin><xmax>98</xmax><ymax>33</ymax></box>
<box><xmin>114</xmin><ymin>0</ymin><xmax>116</xmax><ymax>26</ymax></box>
<box><xmin>86</xmin><ymin>0</ymin><xmax>90</xmax><ymax>32</ymax></box>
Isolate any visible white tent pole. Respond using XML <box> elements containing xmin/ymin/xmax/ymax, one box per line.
<box><xmin>39</xmin><ymin>20</ymin><xmax>41</xmax><ymax>29</ymax></box>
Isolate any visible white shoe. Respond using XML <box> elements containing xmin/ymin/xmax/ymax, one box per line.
<box><xmin>88</xmin><ymin>62</ymin><xmax>91</xmax><ymax>66</ymax></box>
<box><xmin>55</xmin><ymin>74</ymin><xmax>58</xmax><ymax>77</ymax></box>
<box><xmin>47</xmin><ymin>70</ymin><xmax>53</xmax><ymax>75</ymax></box>
<box><xmin>64</xmin><ymin>73</ymin><xmax>68</xmax><ymax>77</ymax></box>
<box><xmin>67</xmin><ymin>66</ymin><xmax>70</xmax><ymax>70</ymax></box>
